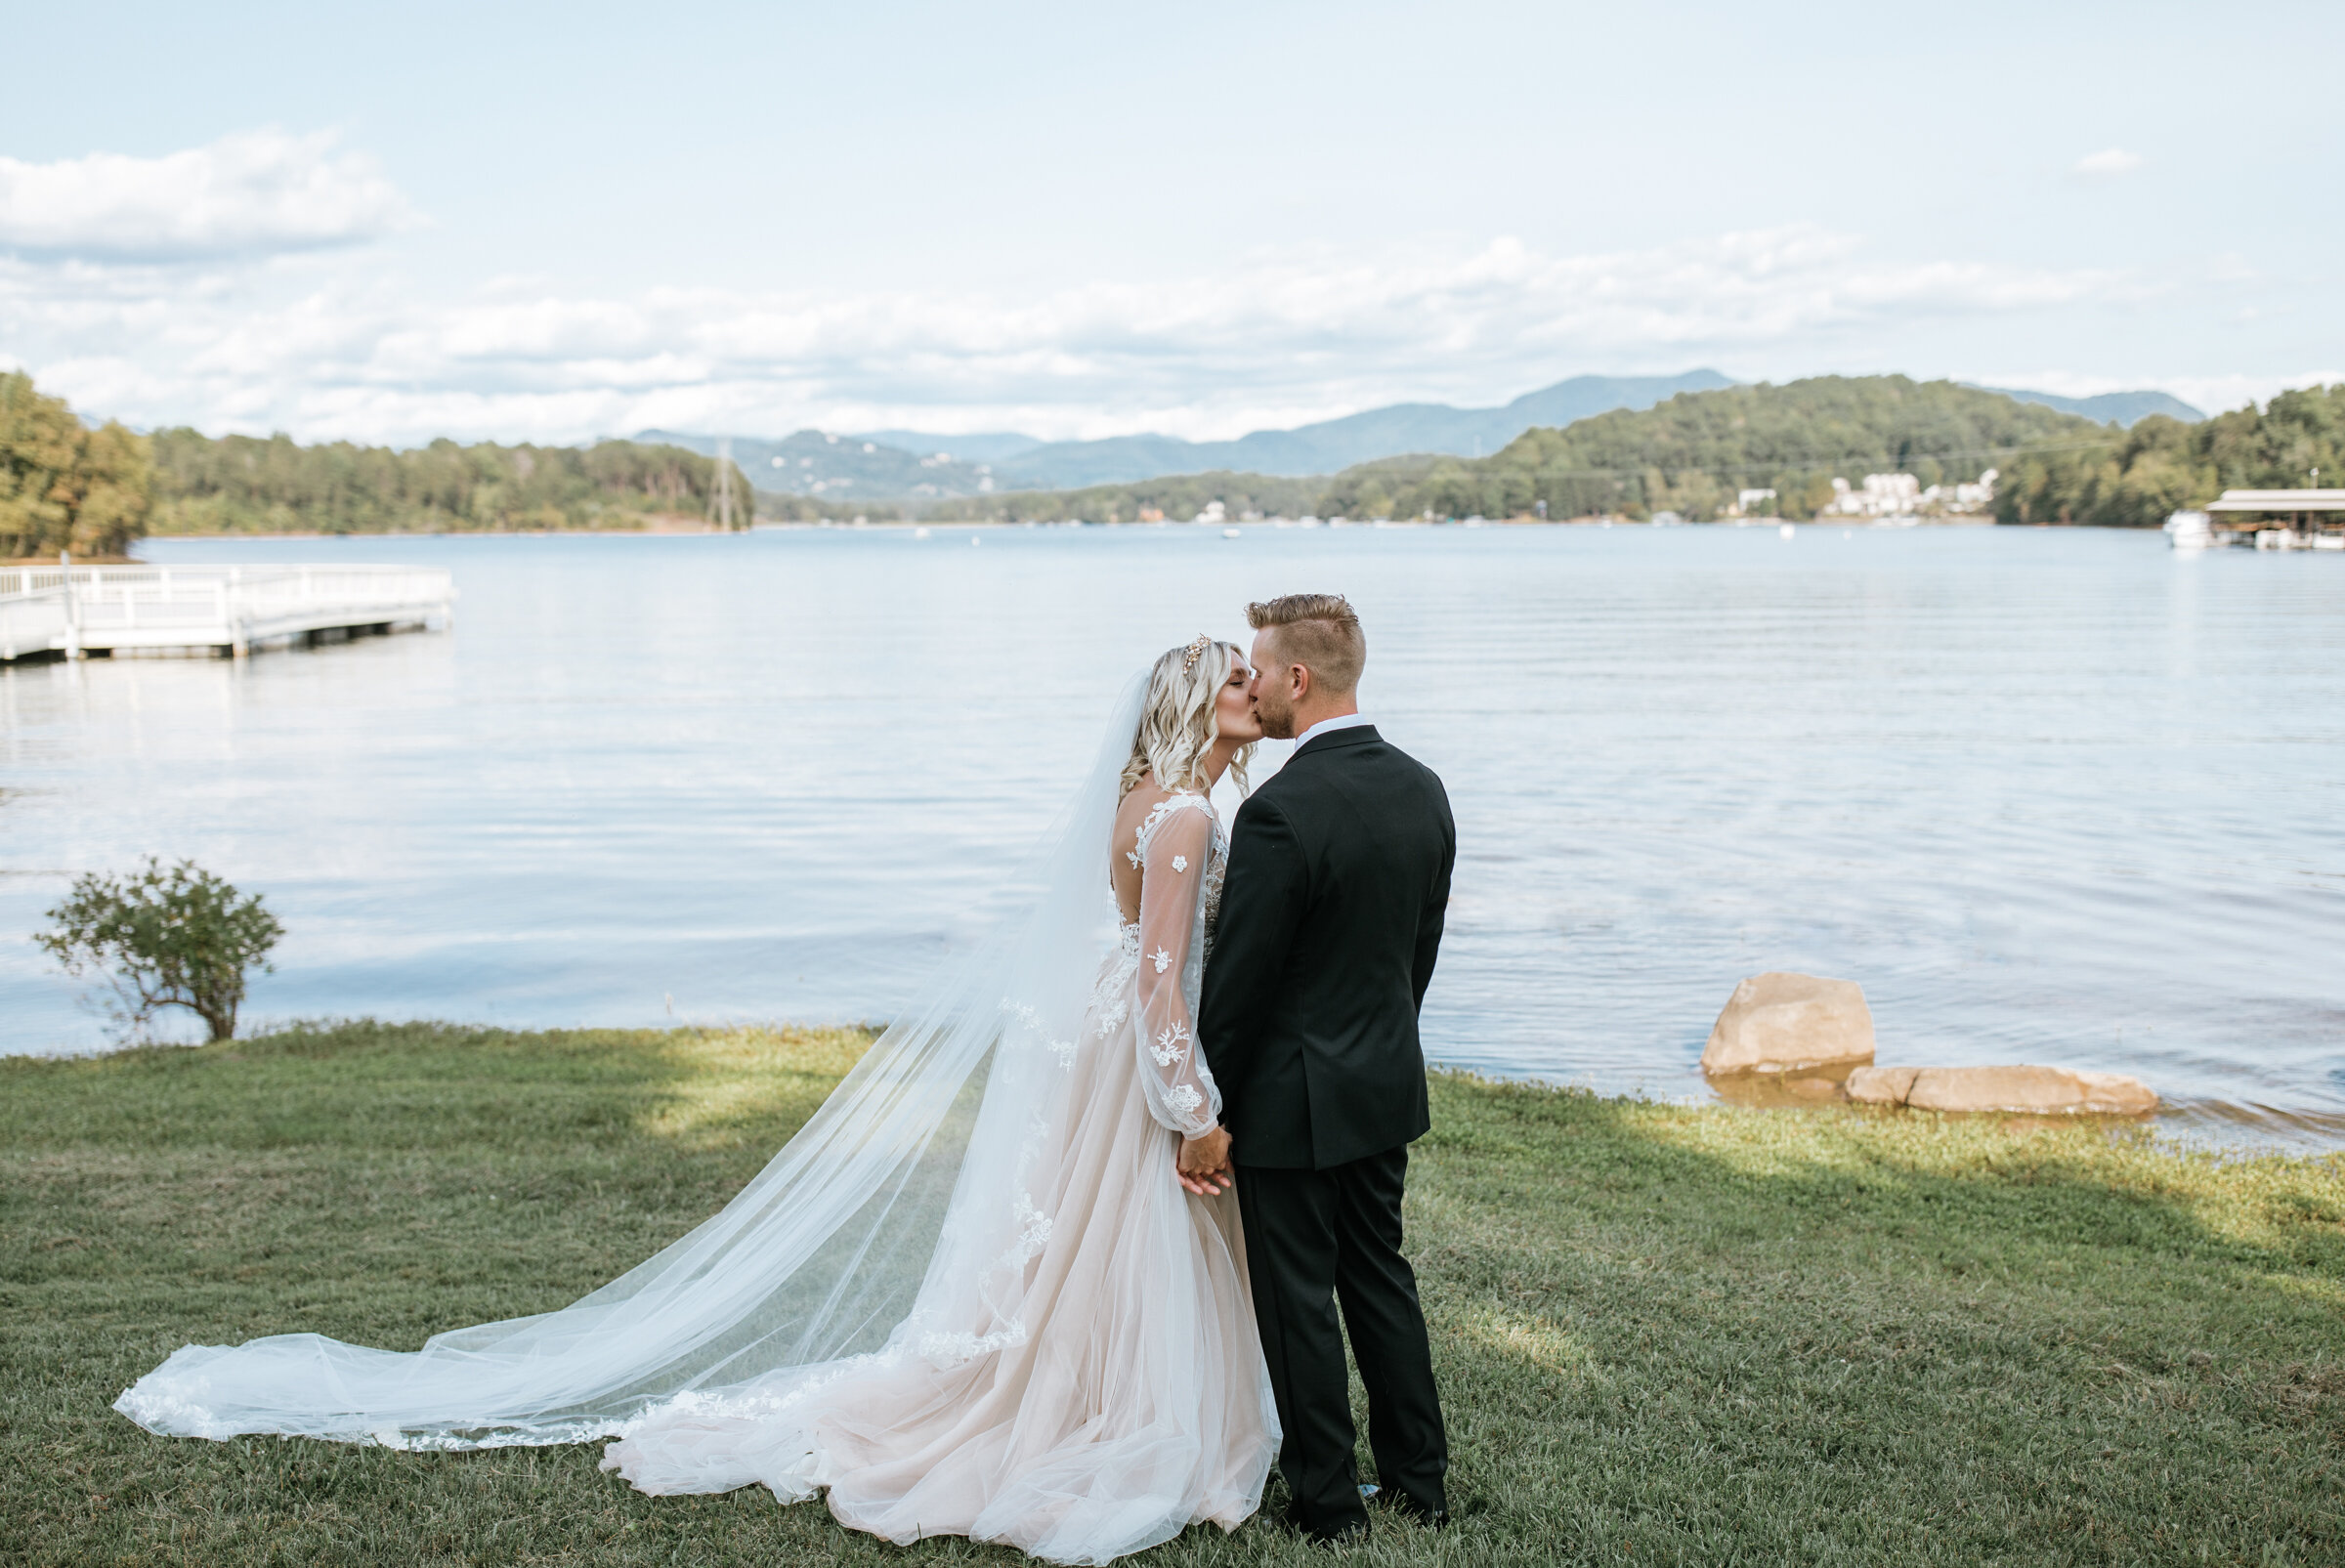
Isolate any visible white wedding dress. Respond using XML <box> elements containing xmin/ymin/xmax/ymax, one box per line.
<box><xmin>114</xmin><ymin>677</ymin><xmax>1279</xmax><ymax>1565</ymax></box>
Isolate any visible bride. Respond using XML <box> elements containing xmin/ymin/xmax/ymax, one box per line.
<box><xmin>116</xmin><ymin>637</ymin><xmax>1282</xmax><ymax>1565</ymax></box>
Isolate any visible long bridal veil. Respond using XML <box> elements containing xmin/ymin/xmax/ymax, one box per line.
<box><xmin>118</xmin><ymin>674</ymin><xmax>1153</xmax><ymax>1452</ymax></box>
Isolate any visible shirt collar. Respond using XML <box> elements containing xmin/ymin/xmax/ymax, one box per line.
<box><xmin>1294</xmin><ymin>711</ymin><xmax>1375</xmax><ymax>749</ymax></box>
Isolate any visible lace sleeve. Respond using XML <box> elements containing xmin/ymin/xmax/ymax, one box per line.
<box><xmin>1133</xmin><ymin>799</ymin><xmax>1222</xmax><ymax>1137</ymax></box>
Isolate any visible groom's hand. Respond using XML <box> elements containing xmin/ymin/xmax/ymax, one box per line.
<box><xmin>1176</xmin><ymin>1127</ymin><xmax>1234</xmax><ymax>1196</ymax></box>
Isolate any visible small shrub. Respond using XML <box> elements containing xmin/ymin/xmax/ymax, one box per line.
<box><xmin>36</xmin><ymin>857</ymin><xmax>282</xmax><ymax>1042</ymax></box>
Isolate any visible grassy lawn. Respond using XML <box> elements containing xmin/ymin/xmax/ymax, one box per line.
<box><xmin>3</xmin><ymin>1021</ymin><xmax>2341</xmax><ymax>1566</ymax></box>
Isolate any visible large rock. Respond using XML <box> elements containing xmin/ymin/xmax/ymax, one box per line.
<box><xmin>1701</xmin><ymin>972</ymin><xmax>1875</xmax><ymax>1076</ymax></box>
<box><xmin>1845</xmin><ymin>1065</ymin><xmax>1919</xmax><ymax>1105</ymax></box>
<box><xmin>1902</xmin><ymin>1065</ymin><xmax>2157</xmax><ymax>1116</ymax></box>
<box><xmin>1847</xmin><ymin>1063</ymin><xmax>2157</xmax><ymax>1116</ymax></box>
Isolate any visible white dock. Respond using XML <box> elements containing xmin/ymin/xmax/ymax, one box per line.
<box><xmin>0</xmin><ymin>563</ymin><xmax>456</xmax><ymax>663</ymax></box>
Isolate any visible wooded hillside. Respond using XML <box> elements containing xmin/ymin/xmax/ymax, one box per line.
<box><xmin>1995</xmin><ymin>384</ymin><xmax>2343</xmax><ymax>527</ymax></box>
<box><xmin>1316</xmin><ymin>376</ymin><xmax>2115</xmax><ymax>523</ymax></box>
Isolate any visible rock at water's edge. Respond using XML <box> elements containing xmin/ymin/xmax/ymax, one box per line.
<box><xmin>1701</xmin><ymin>972</ymin><xmax>1875</xmax><ymax>1076</ymax></box>
<box><xmin>1897</xmin><ymin>1065</ymin><xmax>2157</xmax><ymax>1116</ymax></box>
<box><xmin>1846</xmin><ymin>1065</ymin><xmax>1920</xmax><ymax>1105</ymax></box>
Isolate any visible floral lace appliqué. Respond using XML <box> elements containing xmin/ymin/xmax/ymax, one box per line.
<box><xmin>1130</xmin><ymin>790</ymin><xmax>1210</xmax><ymax>871</ymax></box>
<box><xmin>1151</xmin><ymin>1021</ymin><xmax>1191</xmax><ymax>1067</ymax></box>
<box><xmin>1149</xmin><ymin>947</ymin><xmax>1172</xmax><ymax>974</ymax></box>
<box><xmin>999</xmin><ymin>997</ymin><xmax>1077</xmax><ymax>1070</ymax></box>
<box><xmin>1089</xmin><ymin>925</ymin><xmax>1139</xmax><ymax>1040</ymax></box>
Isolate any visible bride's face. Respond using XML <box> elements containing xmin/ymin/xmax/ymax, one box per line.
<box><xmin>1215</xmin><ymin>655</ymin><xmax>1264</xmax><ymax>744</ymax></box>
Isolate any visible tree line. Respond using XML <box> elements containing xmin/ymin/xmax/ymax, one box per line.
<box><xmin>149</xmin><ymin>429</ymin><xmax>754</xmax><ymax>535</ymax></box>
<box><xmin>10</xmin><ymin>369</ymin><xmax>2339</xmax><ymax>549</ymax></box>
<box><xmin>2</xmin><ymin>371</ymin><xmax>757</xmax><ymax>557</ymax></box>
<box><xmin>1316</xmin><ymin>375</ymin><xmax>2342</xmax><ymax>525</ymax></box>
<box><xmin>1</xmin><ymin>372</ymin><xmax>151</xmax><ymax>558</ymax></box>
<box><xmin>1994</xmin><ymin>384</ymin><xmax>2343</xmax><ymax>526</ymax></box>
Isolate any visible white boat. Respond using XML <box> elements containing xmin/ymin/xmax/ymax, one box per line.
<box><xmin>2163</xmin><ymin>510</ymin><xmax>2213</xmax><ymax>551</ymax></box>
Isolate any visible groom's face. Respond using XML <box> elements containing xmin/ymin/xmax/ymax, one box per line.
<box><xmin>1248</xmin><ymin>628</ymin><xmax>1301</xmax><ymax>741</ymax></box>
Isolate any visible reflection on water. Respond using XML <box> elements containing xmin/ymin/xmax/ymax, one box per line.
<box><xmin>3</xmin><ymin>526</ymin><xmax>2341</xmax><ymax>1146</ymax></box>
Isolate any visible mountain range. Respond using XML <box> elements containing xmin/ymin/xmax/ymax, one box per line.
<box><xmin>1966</xmin><ymin>386</ymin><xmax>2204</xmax><ymax>426</ymax></box>
<box><xmin>643</xmin><ymin>371</ymin><xmax>2205</xmax><ymax>504</ymax></box>
<box><xmin>952</xmin><ymin>369</ymin><xmax>1738</xmax><ymax>487</ymax></box>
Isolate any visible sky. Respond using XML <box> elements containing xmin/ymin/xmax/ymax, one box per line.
<box><xmin>1</xmin><ymin>0</ymin><xmax>2338</xmax><ymax>445</ymax></box>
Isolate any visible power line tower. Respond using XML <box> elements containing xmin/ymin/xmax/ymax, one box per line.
<box><xmin>709</xmin><ymin>438</ymin><xmax>741</xmax><ymax>531</ymax></box>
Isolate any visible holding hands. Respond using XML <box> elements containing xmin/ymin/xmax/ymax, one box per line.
<box><xmin>1175</xmin><ymin>1126</ymin><xmax>1234</xmax><ymax>1196</ymax></box>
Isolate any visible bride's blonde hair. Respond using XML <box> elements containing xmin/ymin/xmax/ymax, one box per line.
<box><xmin>1120</xmin><ymin>636</ymin><xmax>1254</xmax><ymax>799</ymax></box>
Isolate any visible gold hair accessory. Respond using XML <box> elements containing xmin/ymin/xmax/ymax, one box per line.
<box><xmin>1180</xmin><ymin>635</ymin><xmax>1211</xmax><ymax>673</ymax></box>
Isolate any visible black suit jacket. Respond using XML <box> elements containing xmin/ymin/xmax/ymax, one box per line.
<box><xmin>1199</xmin><ymin>724</ymin><xmax>1456</xmax><ymax>1169</ymax></box>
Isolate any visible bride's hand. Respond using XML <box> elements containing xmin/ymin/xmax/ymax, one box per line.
<box><xmin>1175</xmin><ymin>1127</ymin><xmax>1234</xmax><ymax>1196</ymax></box>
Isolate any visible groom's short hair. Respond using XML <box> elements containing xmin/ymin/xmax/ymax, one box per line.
<box><xmin>1247</xmin><ymin>594</ymin><xmax>1365</xmax><ymax>695</ymax></box>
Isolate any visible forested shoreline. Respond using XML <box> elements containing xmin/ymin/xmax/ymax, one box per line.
<box><xmin>1994</xmin><ymin>383</ymin><xmax>2344</xmax><ymax>526</ymax></box>
<box><xmin>149</xmin><ymin>430</ymin><xmax>753</xmax><ymax>537</ymax></box>
<box><xmin>1316</xmin><ymin>376</ymin><xmax>2340</xmax><ymax>527</ymax></box>
<box><xmin>7</xmin><ymin>368</ymin><xmax>2340</xmax><ymax>550</ymax></box>
<box><xmin>1320</xmin><ymin>376</ymin><xmax>2089</xmax><ymax>522</ymax></box>
<box><xmin>2</xmin><ymin>369</ymin><xmax>755</xmax><ymax>557</ymax></box>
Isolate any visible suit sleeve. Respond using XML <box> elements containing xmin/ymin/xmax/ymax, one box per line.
<box><xmin>1411</xmin><ymin>776</ymin><xmax>1456</xmax><ymax>1013</ymax></box>
<box><xmin>1198</xmin><ymin>793</ymin><xmax>1307</xmax><ymax>1101</ymax></box>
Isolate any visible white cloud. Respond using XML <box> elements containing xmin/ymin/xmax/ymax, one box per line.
<box><xmin>0</xmin><ymin>219</ymin><xmax>2142</xmax><ymax>444</ymax></box>
<box><xmin>2070</xmin><ymin>148</ymin><xmax>2144</xmax><ymax>180</ymax></box>
<box><xmin>2154</xmin><ymin>371</ymin><xmax>2342</xmax><ymax>417</ymax></box>
<box><xmin>0</xmin><ymin>129</ymin><xmax>415</xmax><ymax>262</ymax></box>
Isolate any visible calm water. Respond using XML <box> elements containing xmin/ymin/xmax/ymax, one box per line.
<box><xmin>5</xmin><ymin>526</ymin><xmax>2341</xmax><ymax>1144</ymax></box>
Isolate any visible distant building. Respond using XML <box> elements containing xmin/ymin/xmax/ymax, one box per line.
<box><xmin>1825</xmin><ymin>467</ymin><xmax>1995</xmax><ymax>519</ymax></box>
<box><xmin>1730</xmin><ymin>487</ymin><xmax>1777</xmax><ymax>517</ymax></box>
<box><xmin>1193</xmin><ymin>500</ymin><xmax>1227</xmax><ymax>525</ymax></box>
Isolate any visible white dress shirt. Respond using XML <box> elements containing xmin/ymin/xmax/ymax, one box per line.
<box><xmin>1295</xmin><ymin>711</ymin><xmax>1375</xmax><ymax>749</ymax></box>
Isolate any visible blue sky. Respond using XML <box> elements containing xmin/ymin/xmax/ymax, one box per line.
<box><xmin>1</xmin><ymin>0</ymin><xmax>2337</xmax><ymax>444</ymax></box>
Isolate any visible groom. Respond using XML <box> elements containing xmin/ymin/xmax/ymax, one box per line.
<box><xmin>1184</xmin><ymin>592</ymin><xmax>1456</xmax><ymax>1545</ymax></box>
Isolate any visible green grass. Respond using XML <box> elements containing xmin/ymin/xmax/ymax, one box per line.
<box><xmin>4</xmin><ymin>1021</ymin><xmax>2341</xmax><ymax>1566</ymax></box>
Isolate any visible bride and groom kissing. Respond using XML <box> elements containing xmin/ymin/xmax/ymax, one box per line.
<box><xmin>117</xmin><ymin>593</ymin><xmax>1459</xmax><ymax>1563</ymax></box>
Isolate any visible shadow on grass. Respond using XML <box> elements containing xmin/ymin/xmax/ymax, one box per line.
<box><xmin>1410</xmin><ymin>1071</ymin><xmax>2345</xmax><ymax>1562</ymax></box>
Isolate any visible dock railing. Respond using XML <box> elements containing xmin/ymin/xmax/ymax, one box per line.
<box><xmin>0</xmin><ymin>563</ymin><xmax>456</xmax><ymax>662</ymax></box>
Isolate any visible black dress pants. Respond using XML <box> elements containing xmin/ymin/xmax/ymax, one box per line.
<box><xmin>1235</xmin><ymin>1144</ymin><xmax>1447</xmax><ymax>1535</ymax></box>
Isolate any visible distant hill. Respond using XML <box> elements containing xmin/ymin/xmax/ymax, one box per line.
<box><xmin>846</xmin><ymin>370</ymin><xmax>1738</xmax><ymax>490</ymax></box>
<box><xmin>649</xmin><ymin>370</ymin><xmax>2199</xmax><ymax>513</ymax></box>
<box><xmin>1316</xmin><ymin>376</ymin><xmax>2120</xmax><ymax>523</ymax></box>
<box><xmin>853</xmin><ymin>430</ymin><xmax>1045</xmax><ymax>465</ymax></box>
<box><xmin>1970</xmin><ymin>385</ymin><xmax>2205</xmax><ymax>426</ymax></box>
<box><xmin>636</xmin><ymin>428</ymin><xmax>997</xmax><ymax>503</ymax></box>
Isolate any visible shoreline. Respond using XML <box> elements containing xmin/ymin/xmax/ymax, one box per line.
<box><xmin>8</xmin><ymin>1016</ymin><xmax>2337</xmax><ymax>1158</ymax></box>
<box><xmin>130</xmin><ymin>515</ymin><xmax>2138</xmax><ymax>542</ymax></box>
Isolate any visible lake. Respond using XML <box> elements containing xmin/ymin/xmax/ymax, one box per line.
<box><xmin>4</xmin><ymin>525</ymin><xmax>2341</xmax><ymax>1145</ymax></box>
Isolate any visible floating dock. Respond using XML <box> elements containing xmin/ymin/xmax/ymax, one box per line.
<box><xmin>2201</xmin><ymin>489</ymin><xmax>2345</xmax><ymax>550</ymax></box>
<box><xmin>0</xmin><ymin>563</ymin><xmax>456</xmax><ymax>662</ymax></box>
